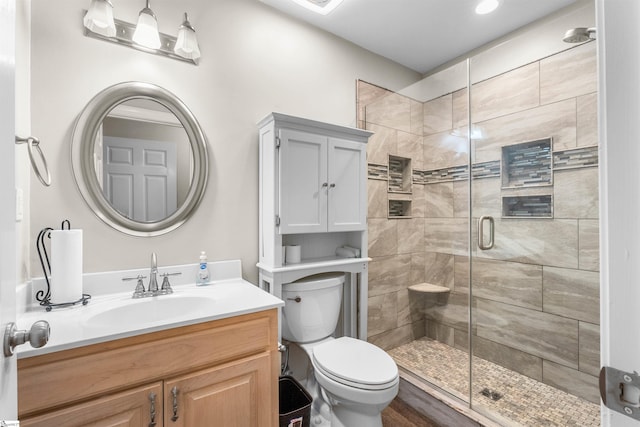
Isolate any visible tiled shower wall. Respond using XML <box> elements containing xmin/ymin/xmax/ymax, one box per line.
<box><xmin>358</xmin><ymin>41</ymin><xmax>599</xmax><ymax>403</ymax></box>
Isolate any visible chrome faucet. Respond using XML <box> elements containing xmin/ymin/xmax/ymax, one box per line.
<box><xmin>148</xmin><ymin>252</ymin><xmax>159</xmax><ymax>293</ymax></box>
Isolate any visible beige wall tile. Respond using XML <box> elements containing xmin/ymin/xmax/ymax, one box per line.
<box><xmin>368</xmin><ymin>322</ymin><xmax>425</xmax><ymax>350</ymax></box>
<box><xmin>357</xmin><ymin>80</ymin><xmax>391</xmax><ymax>121</ymax></box>
<box><xmin>477</xmin><ymin>218</ymin><xmax>579</xmax><ymax>269</ymax></box>
<box><xmin>542</xmin><ymin>360</ymin><xmax>599</xmax><ymax>404</ymax></box>
<box><xmin>365</xmin><ymin>92</ymin><xmax>412</xmax><ymax>133</ymax></box>
<box><xmin>398</xmin><ymin>218</ymin><xmax>425</xmax><ymax>254</ymax></box>
<box><xmin>398</xmin><ymin>288</ymin><xmax>424</xmax><ymax>327</ymax></box>
<box><xmin>474</xmin><ymin>99</ymin><xmax>577</xmax><ymax>163</ymax></box>
<box><xmin>365</xmin><ymin>123</ymin><xmax>397</xmax><ymax>165</ymax></box>
<box><xmin>368</xmin><ymin>218</ymin><xmax>397</xmax><ymax>257</ymax></box>
<box><xmin>472</xmin><ymin>335</ymin><xmax>543</xmax><ymax>381</ymax></box>
<box><xmin>424</xmin><ymin>292</ymin><xmax>469</xmax><ymax>332</ymax></box>
<box><xmin>470</xmin><ymin>177</ymin><xmax>502</xmax><ymax>218</ymax></box>
<box><xmin>579</xmin><ymin>219</ymin><xmax>600</xmax><ymax>271</ymax></box>
<box><xmin>424</xmin><ymin>94</ymin><xmax>453</xmax><ymax>135</ymax></box>
<box><xmin>543</xmin><ymin>266</ymin><xmax>599</xmax><ymax>324</ymax></box>
<box><xmin>577</xmin><ymin>92</ymin><xmax>598</xmax><ymax>148</ymax></box>
<box><xmin>411</xmin><ymin>99</ymin><xmax>424</xmax><ymax>136</ymax></box>
<box><xmin>579</xmin><ymin>321</ymin><xmax>600</xmax><ymax>377</ymax></box>
<box><xmin>471</xmin><ymin>63</ymin><xmax>540</xmax><ymax>124</ymax></box>
<box><xmin>412</xmin><ymin>185</ymin><xmax>426</xmax><ymax>218</ymax></box>
<box><xmin>476</xmin><ymin>299</ymin><xmax>579</xmax><ymax>368</ymax></box>
<box><xmin>540</xmin><ymin>42</ymin><xmax>597</xmax><ymax>105</ymax></box>
<box><xmin>367</xmin><ymin>179</ymin><xmax>387</xmax><ymax>219</ymax></box>
<box><xmin>424</xmin><ymin>252</ymin><xmax>455</xmax><ymax>289</ymax></box>
<box><xmin>424</xmin><ymin>130</ymin><xmax>469</xmax><ymax>170</ymax></box>
<box><xmin>425</xmin><ymin>321</ymin><xmax>456</xmax><ymax>346</ymax></box>
<box><xmin>368</xmin><ymin>293</ymin><xmax>398</xmax><ymax>336</ymax></box>
<box><xmin>397</xmin><ymin>131</ymin><xmax>423</xmax><ymax>170</ymax></box>
<box><xmin>453</xmin><ymin>255</ymin><xmax>469</xmax><ymax>294</ymax></box>
<box><xmin>554</xmin><ymin>168</ymin><xmax>599</xmax><ymax>219</ymax></box>
<box><xmin>425</xmin><ymin>218</ymin><xmax>469</xmax><ymax>256</ymax></box>
<box><xmin>369</xmin><ymin>254</ymin><xmax>411</xmax><ymax>297</ymax></box>
<box><xmin>452</xmin><ymin>89</ymin><xmax>468</xmax><ymax>129</ymax></box>
<box><xmin>452</xmin><ymin>181</ymin><xmax>469</xmax><ymax>218</ymax></box>
<box><xmin>456</xmin><ymin>257</ymin><xmax>543</xmax><ymax>310</ymax></box>
<box><xmin>411</xmin><ymin>253</ymin><xmax>427</xmax><ymax>285</ymax></box>
<box><xmin>425</xmin><ymin>182</ymin><xmax>454</xmax><ymax>217</ymax></box>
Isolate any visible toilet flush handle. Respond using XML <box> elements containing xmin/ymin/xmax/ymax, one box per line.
<box><xmin>287</xmin><ymin>296</ymin><xmax>302</xmax><ymax>303</ymax></box>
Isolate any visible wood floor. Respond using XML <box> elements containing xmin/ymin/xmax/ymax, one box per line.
<box><xmin>382</xmin><ymin>398</ymin><xmax>441</xmax><ymax>427</ymax></box>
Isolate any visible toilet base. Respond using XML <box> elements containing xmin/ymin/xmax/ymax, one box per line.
<box><xmin>331</xmin><ymin>404</ymin><xmax>384</xmax><ymax>427</ymax></box>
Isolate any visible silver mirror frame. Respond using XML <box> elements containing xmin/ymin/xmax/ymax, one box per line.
<box><xmin>71</xmin><ymin>82</ymin><xmax>209</xmax><ymax>236</ymax></box>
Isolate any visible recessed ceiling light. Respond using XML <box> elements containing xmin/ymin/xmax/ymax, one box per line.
<box><xmin>290</xmin><ymin>0</ymin><xmax>344</xmax><ymax>15</ymax></box>
<box><xmin>475</xmin><ymin>0</ymin><xmax>500</xmax><ymax>15</ymax></box>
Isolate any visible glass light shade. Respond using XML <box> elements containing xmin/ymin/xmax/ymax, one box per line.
<box><xmin>174</xmin><ymin>15</ymin><xmax>201</xmax><ymax>60</ymax></box>
<box><xmin>132</xmin><ymin>8</ymin><xmax>161</xmax><ymax>49</ymax></box>
<box><xmin>83</xmin><ymin>0</ymin><xmax>116</xmax><ymax>37</ymax></box>
<box><xmin>475</xmin><ymin>0</ymin><xmax>500</xmax><ymax>15</ymax></box>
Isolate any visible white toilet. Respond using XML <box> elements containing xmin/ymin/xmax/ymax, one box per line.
<box><xmin>282</xmin><ymin>273</ymin><xmax>399</xmax><ymax>427</ymax></box>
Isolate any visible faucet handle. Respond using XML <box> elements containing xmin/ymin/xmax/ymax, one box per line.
<box><xmin>160</xmin><ymin>272</ymin><xmax>181</xmax><ymax>294</ymax></box>
<box><xmin>123</xmin><ymin>275</ymin><xmax>147</xmax><ymax>298</ymax></box>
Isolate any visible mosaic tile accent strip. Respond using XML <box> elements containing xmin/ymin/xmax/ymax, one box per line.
<box><xmin>389</xmin><ymin>199</ymin><xmax>411</xmax><ymax>218</ymax></box>
<box><xmin>389</xmin><ymin>156</ymin><xmax>412</xmax><ymax>192</ymax></box>
<box><xmin>502</xmin><ymin>195</ymin><xmax>553</xmax><ymax>218</ymax></box>
<box><xmin>389</xmin><ymin>338</ymin><xmax>600</xmax><ymax>427</ymax></box>
<box><xmin>368</xmin><ymin>163</ymin><xmax>388</xmax><ymax>180</ymax></box>
<box><xmin>502</xmin><ymin>138</ymin><xmax>552</xmax><ymax>188</ymax></box>
<box><xmin>554</xmin><ymin>146</ymin><xmax>599</xmax><ymax>170</ymax></box>
<box><xmin>415</xmin><ymin>161</ymin><xmax>500</xmax><ymax>185</ymax></box>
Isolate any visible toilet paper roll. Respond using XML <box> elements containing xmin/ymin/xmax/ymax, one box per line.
<box><xmin>50</xmin><ymin>229</ymin><xmax>83</xmax><ymax>303</ymax></box>
<box><xmin>335</xmin><ymin>247</ymin><xmax>357</xmax><ymax>258</ymax></box>
<box><xmin>285</xmin><ymin>245</ymin><xmax>301</xmax><ymax>264</ymax></box>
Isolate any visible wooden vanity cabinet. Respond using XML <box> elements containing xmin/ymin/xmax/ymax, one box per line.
<box><xmin>18</xmin><ymin>309</ymin><xmax>279</xmax><ymax>427</ymax></box>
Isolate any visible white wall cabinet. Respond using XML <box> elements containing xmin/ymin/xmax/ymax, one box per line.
<box><xmin>258</xmin><ymin>113</ymin><xmax>372</xmax><ymax>339</ymax></box>
<box><xmin>279</xmin><ymin>128</ymin><xmax>366</xmax><ymax>234</ymax></box>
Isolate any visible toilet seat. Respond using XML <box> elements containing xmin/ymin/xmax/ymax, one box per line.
<box><xmin>311</xmin><ymin>337</ymin><xmax>398</xmax><ymax>391</ymax></box>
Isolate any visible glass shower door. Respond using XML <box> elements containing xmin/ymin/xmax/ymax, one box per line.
<box><xmin>468</xmin><ymin>40</ymin><xmax>601</xmax><ymax>426</ymax></box>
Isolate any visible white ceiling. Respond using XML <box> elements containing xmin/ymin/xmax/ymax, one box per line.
<box><xmin>259</xmin><ymin>0</ymin><xmax>578</xmax><ymax>74</ymax></box>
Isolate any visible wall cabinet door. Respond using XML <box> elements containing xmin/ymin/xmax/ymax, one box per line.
<box><xmin>20</xmin><ymin>382</ymin><xmax>163</xmax><ymax>427</ymax></box>
<box><xmin>164</xmin><ymin>353</ymin><xmax>272</xmax><ymax>427</ymax></box>
<box><xmin>327</xmin><ymin>138</ymin><xmax>367</xmax><ymax>232</ymax></box>
<box><xmin>278</xmin><ymin>129</ymin><xmax>366</xmax><ymax>234</ymax></box>
<box><xmin>279</xmin><ymin>128</ymin><xmax>328</xmax><ymax>234</ymax></box>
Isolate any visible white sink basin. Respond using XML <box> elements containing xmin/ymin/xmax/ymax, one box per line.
<box><xmin>85</xmin><ymin>294</ymin><xmax>215</xmax><ymax>328</ymax></box>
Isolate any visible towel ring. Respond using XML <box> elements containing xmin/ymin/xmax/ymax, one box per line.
<box><xmin>15</xmin><ymin>136</ymin><xmax>52</xmax><ymax>187</ymax></box>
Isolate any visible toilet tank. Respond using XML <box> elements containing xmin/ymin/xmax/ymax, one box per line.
<box><xmin>281</xmin><ymin>272</ymin><xmax>344</xmax><ymax>343</ymax></box>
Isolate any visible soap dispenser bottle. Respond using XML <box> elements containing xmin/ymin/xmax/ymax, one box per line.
<box><xmin>197</xmin><ymin>251</ymin><xmax>210</xmax><ymax>285</ymax></box>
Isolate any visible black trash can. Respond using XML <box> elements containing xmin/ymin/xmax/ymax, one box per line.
<box><xmin>279</xmin><ymin>375</ymin><xmax>312</xmax><ymax>427</ymax></box>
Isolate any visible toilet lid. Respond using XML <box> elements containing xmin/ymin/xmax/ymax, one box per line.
<box><xmin>312</xmin><ymin>337</ymin><xmax>398</xmax><ymax>389</ymax></box>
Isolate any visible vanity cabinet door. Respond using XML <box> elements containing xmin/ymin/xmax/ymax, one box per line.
<box><xmin>20</xmin><ymin>382</ymin><xmax>163</xmax><ymax>427</ymax></box>
<box><xmin>164</xmin><ymin>352</ymin><xmax>273</xmax><ymax>427</ymax></box>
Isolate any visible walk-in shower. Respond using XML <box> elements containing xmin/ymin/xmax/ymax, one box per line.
<box><xmin>359</xmin><ymin>12</ymin><xmax>600</xmax><ymax>426</ymax></box>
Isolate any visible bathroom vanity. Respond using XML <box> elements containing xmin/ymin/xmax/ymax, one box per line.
<box><xmin>15</xmin><ymin>260</ymin><xmax>282</xmax><ymax>427</ymax></box>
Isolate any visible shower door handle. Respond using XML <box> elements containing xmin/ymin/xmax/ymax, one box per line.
<box><xmin>478</xmin><ymin>216</ymin><xmax>495</xmax><ymax>250</ymax></box>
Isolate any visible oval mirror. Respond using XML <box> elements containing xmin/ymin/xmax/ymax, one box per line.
<box><xmin>71</xmin><ymin>82</ymin><xmax>208</xmax><ymax>236</ymax></box>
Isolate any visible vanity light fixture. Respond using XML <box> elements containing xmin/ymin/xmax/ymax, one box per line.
<box><xmin>83</xmin><ymin>0</ymin><xmax>116</xmax><ymax>37</ymax></box>
<box><xmin>82</xmin><ymin>1</ymin><xmax>201</xmax><ymax>65</ymax></box>
<box><xmin>132</xmin><ymin>0</ymin><xmax>161</xmax><ymax>49</ymax></box>
<box><xmin>290</xmin><ymin>0</ymin><xmax>344</xmax><ymax>15</ymax></box>
<box><xmin>174</xmin><ymin>13</ymin><xmax>201</xmax><ymax>61</ymax></box>
<box><xmin>475</xmin><ymin>0</ymin><xmax>501</xmax><ymax>15</ymax></box>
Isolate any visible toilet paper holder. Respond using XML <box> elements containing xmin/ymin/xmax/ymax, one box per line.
<box><xmin>36</xmin><ymin>220</ymin><xmax>91</xmax><ymax>311</ymax></box>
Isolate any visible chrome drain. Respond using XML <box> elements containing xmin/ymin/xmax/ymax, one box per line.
<box><xmin>480</xmin><ymin>388</ymin><xmax>503</xmax><ymax>401</ymax></box>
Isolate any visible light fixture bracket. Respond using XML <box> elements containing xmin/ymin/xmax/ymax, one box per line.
<box><xmin>83</xmin><ymin>11</ymin><xmax>199</xmax><ymax>65</ymax></box>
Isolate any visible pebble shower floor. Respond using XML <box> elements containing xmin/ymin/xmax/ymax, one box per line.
<box><xmin>388</xmin><ymin>338</ymin><xmax>600</xmax><ymax>427</ymax></box>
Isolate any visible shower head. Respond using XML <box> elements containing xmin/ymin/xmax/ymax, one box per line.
<box><xmin>563</xmin><ymin>27</ymin><xmax>596</xmax><ymax>43</ymax></box>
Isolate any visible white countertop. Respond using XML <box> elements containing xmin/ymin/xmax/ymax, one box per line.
<box><xmin>17</xmin><ymin>261</ymin><xmax>283</xmax><ymax>359</ymax></box>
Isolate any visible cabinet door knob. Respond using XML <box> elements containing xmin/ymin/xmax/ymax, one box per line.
<box><xmin>171</xmin><ymin>386</ymin><xmax>179</xmax><ymax>421</ymax></box>
<box><xmin>322</xmin><ymin>182</ymin><xmax>328</xmax><ymax>187</ymax></box>
<box><xmin>329</xmin><ymin>183</ymin><xmax>336</xmax><ymax>188</ymax></box>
